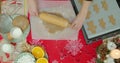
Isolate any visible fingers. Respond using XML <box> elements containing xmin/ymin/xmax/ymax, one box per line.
<box><xmin>30</xmin><ymin>11</ymin><xmax>38</xmax><ymax>16</ymax></box>
<box><xmin>71</xmin><ymin>22</ymin><xmax>82</xmax><ymax>31</ymax></box>
<box><xmin>71</xmin><ymin>21</ymin><xmax>78</xmax><ymax>29</ymax></box>
<box><xmin>29</xmin><ymin>9</ymin><xmax>38</xmax><ymax>16</ymax></box>
<box><xmin>34</xmin><ymin>12</ymin><xmax>38</xmax><ymax>16</ymax></box>
<box><xmin>71</xmin><ymin>22</ymin><xmax>76</xmax><ymax>28</ymax></box>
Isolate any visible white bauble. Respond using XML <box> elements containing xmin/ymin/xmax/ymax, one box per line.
<box><xmin>107</xmin><ymin>41</ymin><xmax>117</xmax><ymax>50</ymax></box>
<box><xmin>1</xmin><ymin>43</ymin><xmax>14</xmax><ymax>53</ymax></box>
<box><xmin>10</xmin><ymin>27</ymin><xmax>23</xmax><ymax>39</ymax></box>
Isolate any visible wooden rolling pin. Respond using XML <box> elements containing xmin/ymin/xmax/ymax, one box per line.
<box><xmin>39</xmin><ymin>12</ymin><xmax>70</xmax><ymax>28</ymax></box>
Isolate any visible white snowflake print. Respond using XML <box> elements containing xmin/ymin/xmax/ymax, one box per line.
<box><xmin>65</xmin><ymin>40</ymin><xmax>83</xmax><ymax>56</ymax></box>
<box><xmin>32</xmin><ymin>39</ymin><xmax>41</xmax><ymax>45</ymax></box>
<box><xmin>52</xmin><ymin>60</ymin><xmax>59</xmax><ymax>63</ymax></box>
<box><xmin>87</xmin><ymin>57</ymin><xmax>96</xmax><ymax>63</ymax></box>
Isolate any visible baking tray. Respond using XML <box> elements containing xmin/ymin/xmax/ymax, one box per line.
<box><xmin>71</xmin><ymin>0</ymin><xmax>120</xmax><ymax>44</ymax></box>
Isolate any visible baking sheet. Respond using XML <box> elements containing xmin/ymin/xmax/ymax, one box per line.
<box><xmin>30</xmin><ymin>0</ymin><xmax>78</xmax><ymax>40</ymax></box>
<box><xmin>74</xmin><ymin>0</ymin><xmax>120</xmax><ymax>39</ymax></box>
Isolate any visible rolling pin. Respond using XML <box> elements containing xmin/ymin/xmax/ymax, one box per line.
<box><xmin>39</xmin><ymin>12</ymin><xmax>70</xmax><ymax>28</ymax></box>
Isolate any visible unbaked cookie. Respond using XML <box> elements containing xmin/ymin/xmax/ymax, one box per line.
<box><xmin>102</xmin><ymin>0</ymin><xmax>108</xmax><ymax>10</ymax></box>
<box><xmin>93</xmin><ymin>4</ymin><xmax>99</xmax><ymax>13</ymax></box>
<box><xmin>86</xmin><ymin>11</ymin><xmax>91</xmax><ymax>19</ymax></box>
<box><xmin>108</xmin><ymin>15</ymin><xmax>116</xmax><ymax>25</ymax></box>
<box><xmin>79</xmin><ymin>0</ymin><xmax>84</xmax><ymax>4</ymax></box>
<box><xmin>87</xmin><ymin>21</ymin><xmax>97</xmax><ymax>34</ymax></box>
<box><xmin>99</xmin><ymin>18</ymin><xmax>106</xmax><ymax>29</ymax></box>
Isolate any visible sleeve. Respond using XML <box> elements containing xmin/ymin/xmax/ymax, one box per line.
<box><xmin>86</xmin><ymin>0</ymin><xmax>93</xmax><ymax>1</ymax></box>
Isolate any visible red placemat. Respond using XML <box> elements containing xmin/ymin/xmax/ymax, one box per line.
<box><xmin>27</xmin><ymin>29</ymin><xmax>102</xmax><ymax>63</ymax></box>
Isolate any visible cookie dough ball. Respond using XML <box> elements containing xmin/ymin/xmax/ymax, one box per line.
<box><xmin>12</xmin><ymin>16</ymin><xmax>29</xmax><ymax>31</ymax></box>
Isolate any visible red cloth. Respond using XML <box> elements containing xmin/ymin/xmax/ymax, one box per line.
<box><xmin>27</xmin><ymin>29</ymin><xmax>102</xmax><ymax>63</ymax></box>
<box><xmin>0</xmin><ymin>18</ymin><xmax>102</xmax><ymax>63</ymax></box>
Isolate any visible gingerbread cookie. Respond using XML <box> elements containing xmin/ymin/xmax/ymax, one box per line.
<box><xmin>99</xmin><ymin>18</ymin><xmax>106</xmax><ymax>29</ymax></box>
<box><xmin>87</xmin><ymin>21</ymin><xmax>97</xmax><ymax>34</ymax></box>
<box><xmin>93</xmin><ymin>4</ymin><xmax>99</xmax><ymax>13</ymax></box>
<box><xmin>12</xmin><ymin>16</ymin><xmax>29</xmax><ymax>31</ymax></box>
<box><xmin>79</xmin><ymin>0</ymin><xmax>84</xmax><ymax>4</ymax></box>
<box><xmin>102</xmin><ymin>0</ymin><xmax>108</xmax><ymax>10</ymax></box>
<box><xmin>108</xmin><ymin>15</ymin><xmax>116</xmax><ymax>25</ymax></box>
<box><xmin>86</xmin><ymin>11</ymin><xmax>91</xmax><ymax>19</ymax></box>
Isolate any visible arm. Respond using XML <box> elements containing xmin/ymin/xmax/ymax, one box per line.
<box><xmin>27</xmin><ymin>0</ymin><xmax>38</xmax><ymax>16</ymax></box>
<box><xmin>71</xmin><ymin>0</ymin><xmax>92</xmax><ymax>31</ymax></box>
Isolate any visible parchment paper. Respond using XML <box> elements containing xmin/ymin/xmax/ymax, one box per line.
<box><xmin>30</xmin><ymin>0</ymin><xmax>78</xmax><ymax>40</ymax></box>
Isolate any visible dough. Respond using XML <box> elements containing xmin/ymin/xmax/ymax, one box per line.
<box><xmin>108</xmin><ymin>15</ymin><xmax>116</xmax><ymax>25</ymax></box>
<box><xmin>93</xmin><ymin>4</ymin><xmax>99</xmax><ymax>13</ymax></box>
<box><xmin>79</xmin><ymin>0</ymin><xmax>84</xmax><ymax>4</ymax></box>
<box><xmin>102</xmin><ymin>0</ymin><xmax>108</xmax><ymax>11</ymax></box>
<box><xmin>99</xmin><ymin>18</ymin><xmax>106</xmax><ymax>29</ymax></box>
<box><xmin>43</xmin><ymin>22</ymin><xmax>65</xmax><ymax>34</ymax></box>
<box><xmin>39</xmin><ymin>12</ymin><xmax>70</xmax><ymax>28</ymax></box>
<box><xmin>86</xmin><ymin>11</ymin><xmax>91</xmax><ymax>19</ymax></box>
<box><xmin>12</xmin><ymin>16</ymin><xmax>29</xmax><ymax>31</ymax></box>
<box><xmin>87</xmin><ymin>21</ymin><xmax>97</xmax><ymax>34</ymax></box>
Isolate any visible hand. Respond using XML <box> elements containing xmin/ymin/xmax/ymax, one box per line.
<box><xmin>28</xmin><ymin>0</ymin><xmax>38</xmax><ymax>16</ymax></box>
<box><xmin>71</xmin><ymin>18</ymin><xmax>83</xmax><ymax>31</ymax></box>
<box><xmin>71</xmin><ymin>1</ymin><xmax>92</xmax><ymax>31</ymax></box>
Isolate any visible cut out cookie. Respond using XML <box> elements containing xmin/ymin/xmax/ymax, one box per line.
<box><xmin>86</xmin><ymin>11</ymin><xmax>91</xmax><ymax>19</ymax></box>
<box><xmin>79</xmin><ymin>0</ymin><xmax>84</xmax><ymax>4</ymax></box>
<box><xmin>93</xmin><ymin>4</ymin><xmax>99</xmax><ymax>13</ymax></box>
<box><xmin>87</xmin><ymin>21</ymin><xmax>97</xmax><ymax>34</ymax></box>
<box><xmin>108</xmin><ymin>15</ymin><xmax>116</xmax><ymax>25</ymax></box>
<box><xmin>102</xmin><ymin>0</ymin><xmax>108</xmax><ymax>10</ymax></box>
<box><xmin>99</xmin><ymin>18</ymin><xmax>106</xmax><ymax>29</ymax></box>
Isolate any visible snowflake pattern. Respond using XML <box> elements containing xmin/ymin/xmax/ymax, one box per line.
<box><xmin>87</xmin><ymin>57</ymin><xmax>96</xmax><ymax>63</ymax></box>
<box><xmin>32</xmin><ymin>39</ymin><xmax>42</xmax><ymax>46</ymax></box>
<box><xmin>65</xmin><ymin>40</ymin><xmax>83</xmax><ymax>56</ymax></box>
<box><xmin>52</xmin><ymin>60</ymin><xmax>59</xmax><ymax>63</ymax></box>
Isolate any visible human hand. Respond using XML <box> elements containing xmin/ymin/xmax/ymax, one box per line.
<box><xmin>28</xmin><ymin>0</ymin><xmax>38</xmax><ymax>16</ymax></box>
<box><xmin>71</xmin><ymin>18</ymin><xmax>83</xmax><ymax>31</ymax></box>
<box><xmin>71</xmin><ymin>1</ymin><xmax>92</xmax><ymax>31</ymax></box>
